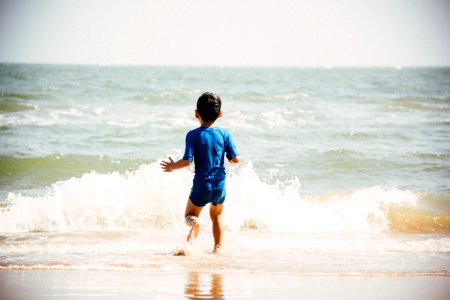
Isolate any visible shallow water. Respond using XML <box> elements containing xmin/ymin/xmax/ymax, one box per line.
<box><xmin>1</xmin><ymin>271</ymin><xmax>450</xmax><ymax>300</ymax></box>
<box><xmin>0</xmin><ymin>64</ymin><xmax>449</xmax><ymax>274</ymax></box>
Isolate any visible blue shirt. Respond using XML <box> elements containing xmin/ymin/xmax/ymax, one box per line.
<box><xmin>182</xmin><ymin>126</ymin><xmax>238</xmax><ymax>183</ymax></box>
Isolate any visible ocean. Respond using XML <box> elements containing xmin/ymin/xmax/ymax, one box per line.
<box><xmin>0</xmin><ymin>64</ymin><xmax>449</xmax><ymax>276</ymax></box>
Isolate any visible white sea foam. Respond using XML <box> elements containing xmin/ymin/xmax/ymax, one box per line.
<box><xmin>0</xmin><ymin>162</ymin><xmax>419</xmax><ymax>234</ymax></box>
<box><xmin>1</xmin><ymin>162</ymin><xmax>448</xmax><ymax>274</ymax></box>
<box><xmin>226</xmin><ymin>165</ymin><xmax>418</xmax><ymax>233</ymax></box>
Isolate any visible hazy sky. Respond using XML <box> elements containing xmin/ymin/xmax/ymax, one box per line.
<box><xmin>0</xmin><ymin>0</ymin><xmax>449</xmax><ymax>66</ymax></box>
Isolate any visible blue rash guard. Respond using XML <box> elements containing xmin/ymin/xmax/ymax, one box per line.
<box><xmin>182</xmin><ymin>126</ymin><xmax>238</xmax><ymax>206</ymax></box>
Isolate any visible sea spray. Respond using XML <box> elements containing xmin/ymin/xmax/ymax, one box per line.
<box><xmin>1</xmin><ymin>161</ymin><xmax>440</xmax><ymax>234</ymax></box>
<box><xmin>1</xmin><ymin>162</ymin><xmax>191</xmax><ymax>232</ymax></box>
<box><xmin>226</xmin><ymin>164</ymin><xmax>420</xmax><ymax>233</ymax></box>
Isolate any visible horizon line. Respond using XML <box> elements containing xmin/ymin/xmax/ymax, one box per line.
<box><xmin>1</xmin><ymin>61</ymin><xmax>450</xmax><ymax>69</ymax></box>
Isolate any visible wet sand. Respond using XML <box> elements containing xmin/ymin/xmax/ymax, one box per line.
<box><xmin>1</xmin><ymin>270</ymin><xmax>449</xmax><ymax>300</ymax></box>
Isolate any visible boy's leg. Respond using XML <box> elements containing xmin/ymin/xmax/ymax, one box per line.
<box><xmin>209</xmin><ymin>203</ymin><xmax>224</xmax><ymax>253</ymax></box>
<box><xmin>185</xmin><ymin>199</ymin><xmax>203</xmax><ymax>242</ymax></box>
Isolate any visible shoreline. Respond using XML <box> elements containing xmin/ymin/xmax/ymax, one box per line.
<box><xmin>1</xmin><ymin>266</ymin><xmax>449</xmax><ymax>277</ymax></box>
<box><xmin>1</xmin><ymin>270</ymin><xmax>449</xmax><ymax>300</ymax></box>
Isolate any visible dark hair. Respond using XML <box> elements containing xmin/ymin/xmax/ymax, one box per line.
<box><xmin>196</xmin><ymin>92</ymin><xmax>221</xmax><ymax>122</ymax></box>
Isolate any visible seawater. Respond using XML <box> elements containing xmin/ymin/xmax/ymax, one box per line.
<box><xmin>0</xmin><ymin>64</ymin><xmax>449</xmax><ymax>275</ymax></box>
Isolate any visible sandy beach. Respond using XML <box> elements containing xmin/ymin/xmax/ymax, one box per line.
<box><xmin>1</xmin><ymin>270</ymin><xmax>449</xmax><ymax>300</ymax></box>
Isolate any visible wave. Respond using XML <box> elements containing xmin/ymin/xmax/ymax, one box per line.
<box><xmin>388</xmin><ymin>205</ymin><xmax>450</xmax><ymax>234</ymax></box>
<box><xmin>0</xmin><ymin>90</ymin><xmax>57</xmax><ymax>104</ymax></box>
<box><xmin>1</xmin><ymin>162</ymin><xmax>448</xmax><ymax>234</ymax></box>
<box><xmin>0</xmin><ymin>99</ymin><xmax>37</xmax><ymax>113</ymax></box>
<box><xmin>390</xmin><ymin>97</ymin><xmax>450</xmax><ymax>111</ymax></box>
<box><xmin>132</xmin><ymin>90</ymin><xmax>201</xmax><ymax>103</ymax></box>
<box><xmin>0</xmin><ymin>154</ymin><xmax>145</xmax><ymax>190</ymax></box>
<box><xmin>412</xmin><ymin>152</ymin><xmax>449</xmax><ymax>160</ymax></box>
<box><xmin>0</xmin><ymin>91</ymin><xmax>37</xmax><ymax>100</ymax></box>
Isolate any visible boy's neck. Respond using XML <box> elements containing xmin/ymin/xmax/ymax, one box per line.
<box><xmin>200</xmin><ymin>120</ymin><xmax>216</xmax><ymax>128</ymax></box>
<box><xmin>195</xmin><ymin>109</ymin><xmax>222</xmax><ymax>128</ymax></box>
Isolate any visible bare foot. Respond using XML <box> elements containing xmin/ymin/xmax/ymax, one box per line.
<box><xmin>187</xmin><ymin>222</ymin><xmax>200</xmax><ymax>243</ymax></box>
<box><xmin>173</xmin><ymin>249</ymin><xmax>188</xmax><ymax>256</ymax></box>
<box><xmin>212</xmin><ymin>245</ymin><xmax>221</xmax><ymax>255</ymax></box>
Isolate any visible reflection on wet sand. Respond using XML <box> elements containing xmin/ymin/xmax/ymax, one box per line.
<box><xmin>185</xmin><ymin>272</ymin><xmax>225</xmax><ymax>299</ymax></box>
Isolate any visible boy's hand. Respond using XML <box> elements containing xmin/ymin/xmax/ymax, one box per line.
<box><xmin>160</xmin><ymin>157</ymin><xmax>175</xmax><ymax>172</ymax></box>
<box><xmin>229</xmin><ymin>156</ymin><xmax>240</xmax><ymax>164</ymax></box>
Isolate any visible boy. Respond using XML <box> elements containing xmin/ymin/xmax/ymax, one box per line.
<box><xmin>160</xmin><ymin>92</ymin><xmax>240</xmax><ymax>254</ymax></box>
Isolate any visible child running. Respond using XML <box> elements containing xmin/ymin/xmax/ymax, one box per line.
<box><xmin>160</xmin><ymin>92</ymin><xmax>240</xmax><ymax>254</ymax></box>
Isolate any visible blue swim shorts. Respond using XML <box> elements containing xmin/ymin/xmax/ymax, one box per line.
<box><xmin>189</xmin><ymin>182</ymin><xmax>226</xmax><ymax>207</ymax></box>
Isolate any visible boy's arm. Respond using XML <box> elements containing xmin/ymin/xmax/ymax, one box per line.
<box><xmin>160</xmin><ymin>157</ymin><xmax>191</xmax><ymax>172</ymax></box>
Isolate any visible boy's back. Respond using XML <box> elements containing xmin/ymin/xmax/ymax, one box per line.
<box><xmin>183</xmin><ymin>126</ymin><xmax>238</xmax><ymax>183</ymax></box>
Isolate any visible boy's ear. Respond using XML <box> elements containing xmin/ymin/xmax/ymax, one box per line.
<box><xmin>195</xmin><ymin>110</ymin><xmax>199</xmax><ymax>118</ymax></box>
<box><xmin>218</xmin><ymin>110</ymin><xmax>223</xmax><ymax>118</ymax></box>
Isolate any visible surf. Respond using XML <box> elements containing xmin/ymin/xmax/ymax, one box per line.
<box><xmin>1</xmin><ymin>161</ymin><xmax>448</xmax><ymax>235</ymax></box>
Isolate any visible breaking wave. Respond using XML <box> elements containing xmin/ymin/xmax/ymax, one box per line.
<box><xmin>1</xmin><ymin>162</ymin><xmax>448</xmax><ymax>234</ymax></box>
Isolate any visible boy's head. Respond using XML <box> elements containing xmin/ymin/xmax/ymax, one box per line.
<box><xmin>196</xmin><ymin>92</ymin><xmax>222</xmax><ymax>122</ymax></box>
